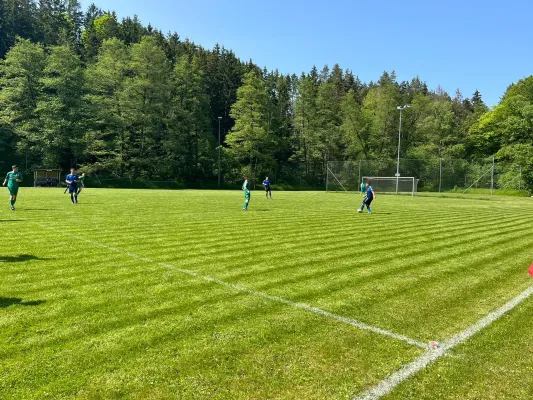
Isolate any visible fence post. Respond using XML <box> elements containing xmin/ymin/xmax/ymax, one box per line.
<box><xmin>326</xmin><ymin>162</ymin><xmax>329</xmax><ymax>192</ymax></box>
<box><xmin>519</xmin><ymin>165</ymin><xmax>522</xmax><ymax>191</ymax></box>
<box><xmin>439</xmin><ymin>158</ymin><xmax>442</xmax><ymax>193</ymax></box>
<box><xmin>491</xmin><ymin>157</ymin><xmax>495</xmax><ymax>196</ymax></box>
<box><xmin>358</xmin><ymin>160</ymin><xmax>361</xmax><ymax>185</ymax></box>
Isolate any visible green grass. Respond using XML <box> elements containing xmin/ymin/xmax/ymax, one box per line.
<box><xmin>1</xmin><ymin>189</ymin><xmax>532</xmax><ymax>399</ymax></box>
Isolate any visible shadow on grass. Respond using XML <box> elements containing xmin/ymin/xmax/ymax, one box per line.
<box><xmin>0</xmin><ymin>254</ymin><xmax>51</xmax><ymax>263</ymax></box>
<box><xmin>22</xmin><ymin>208</ymin><xmax>59</xmax><ymax>211</ymax></box>
<box><xmin>0</xmin><ymin>298</ymin><xmax>45</xmax><ymax>308</ymax></box>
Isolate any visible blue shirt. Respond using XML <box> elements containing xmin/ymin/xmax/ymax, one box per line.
<box><xmin>366</xmin><ymin>185</ymin><xmax>374</xmax><ymax>199</ymax></box>
<box><xmin>263</xmin><ymin>179</ymin><xmax>270</xmax><ymax>187</ymax></box>
<box><xmin>66</xmin><ymin>174</ymin><xmax>79</xmax><ymax>187</ymax></box>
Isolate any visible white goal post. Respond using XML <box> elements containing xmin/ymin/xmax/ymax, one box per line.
<box><xmin>363</xmin><ymin>176</ymin><xmax>418</xmax><ymax>196</ymax></box>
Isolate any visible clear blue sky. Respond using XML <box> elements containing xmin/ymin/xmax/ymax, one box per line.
<box><xmin>81</xmin><ymin>0</ymin><xmax>532</xmax><ymax>107</ymax></box>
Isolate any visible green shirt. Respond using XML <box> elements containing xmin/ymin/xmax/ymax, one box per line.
<box><xmin>242</xmin><ymin>180</ymin><xmax>251</xmax><ymax>193</ymax></box>
<box><xmin>79</xmin><ymin>176</ymin><xmax>85</xmax><ymax>186</ymax></box>
<box><xmin>5</xmin><ymin>172</ymin><xmax>22</xmax><ymax>188</ymax></box>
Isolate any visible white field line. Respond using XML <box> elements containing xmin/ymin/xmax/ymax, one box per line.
<box><xmin>354</xmin><ymin>284</ymin><xmax>533</xmax><ymax>400</ymax></box>
<box><xmin>36</xmin><ymin>224</ymin><xmax>427</xmax><ymax>349</ymax></box>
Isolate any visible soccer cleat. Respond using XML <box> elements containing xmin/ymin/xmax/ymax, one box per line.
<box><xmin>357</xmin><ymin>209</ymin><xmax>362</xmax><ymax>213</ymax></box>
<box><xmin>10</xmin><ymin>206</ymin><xmax>15</xmax><ymax>211</ymax></box>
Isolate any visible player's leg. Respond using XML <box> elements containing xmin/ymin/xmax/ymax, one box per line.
<box><xmin>9</xmin><ymin>187</ymin><xmax>18</xmax><ymax>210</ymax></box>
<box><xmin>366</xmin><ymin>199</ymin><xmax>373</xmax><ymax>213</ymax></box>
<box><xmin>64</xmin><ymin>187</ymin><xmax>68</xmax><ymax>194</ymax></box>
<box><xmin>269</xmin><ymin>188</ymin><xmax>272</xmax><ymax>198</ymax></box>
<box><xmin>243</xmin><ymin>193</ymin><xmax>250</xmax><ymax>210</ymax></box>
<box><xmin>69</xmin><ymin>187</ymin><xmax>75</xmax><ymax>204</ymax></box>
<box><xmin>77</xmin><ymin>186</ymin><xmax>82</xmax><ymax>196</ymax></box>
<box><xmin>265</xmin><ymin>188</ymin><xmax>268</xmax><ymax>199</ymax></box>
<box><xmin>358</xmin><ymin>197</ymin><xmax>367</xmax><ymax>212</ymax></box>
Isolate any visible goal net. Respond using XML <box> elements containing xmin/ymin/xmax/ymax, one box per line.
<box><xmin>362</xmin><ymin>177</ymin><xmax>418</xmax><ymax>196</ymax></box>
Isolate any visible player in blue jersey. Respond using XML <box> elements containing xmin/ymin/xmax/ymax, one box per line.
<box><xmin>65</xmin><ymin>168</ymin><xmax>79</xmax><ymax>204</ymax></box>
<box><xmin>262</xmin><ymin>176</ymin><xmax>272</xmax><ymax>199</ymax></box>
<box><xmin>357</xmin><ymin>184</ymin><xmax>375</xmax><ymax>214</ymax></box>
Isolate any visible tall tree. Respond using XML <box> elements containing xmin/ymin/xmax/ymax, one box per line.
<box><xmin>36</xmin><ymin>44</ymin><xmax>85</xmax><ymax>167</ymax></box>
<box><xmin>225</xmin><ymin>70</ymin><xmax>273</xmax><ymax>181</ymax></box>
<box><xmin>167</xmin><ymin>53</ymin><xmax>213</xmax><ymax>181</ymax></box>
<box><xmin>0</xmin><ymin>38</ymin><xmax>46</xmax><ymax>168</ymax></box>
<box><xmin>120</xmin><ymin>36</ymin><xmax>171</xmax><ymax>178</ymax></box>
<box><xmin>83</xmin><ymin>38</ymin><xmax>130</xmax><ymax>174</ymax></box>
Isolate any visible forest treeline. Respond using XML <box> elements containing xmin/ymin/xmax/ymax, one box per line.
<box><xmin>1</xmin><ymin>1</ymin><xmax>532</xmax><ymax>189</ymax></box>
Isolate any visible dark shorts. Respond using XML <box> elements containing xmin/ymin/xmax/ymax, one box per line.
<box><xmin>265</xmin><ymin>186</ymin><xmax>271</xmax><ymax>192</ymax></box>
<box><xmin>68</xmin><ymin>185</ymin><xmax>78</xmax><ymax>194</ymax></box>
<box><xmin>363</xmin><ymin>196</ymin><xmax>373</xmax><ymax>206</ymax></box>
<box><xmin>8</xmin><ymin>186</ymin><xmax>19</xmax><ymax>196</ymax></box>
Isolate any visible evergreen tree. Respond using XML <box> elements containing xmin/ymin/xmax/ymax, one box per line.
<box><xmin>225</xmin><ymin>70</ymin><xmax>273</xmax><ymax>181</ymax></box>
<box><xmin>0</xmin><ymin>38</ymin><xmax>46</xmax><ymax>166</ymax></box>
<box><xmin>36</xmin><ymin>44</ymin><xmax>85</xmax><ymax>168</ymax></box>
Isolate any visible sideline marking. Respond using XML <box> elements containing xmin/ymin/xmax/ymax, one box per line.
<box><xmin>36</xmin><ymin>223</ymin><xmax>427</xmax><ymax>349</ymax></box>
<box><xmin>354</xmin><ymin>284</ymin><xmax>533</xmax><ymax>399</ymax></box>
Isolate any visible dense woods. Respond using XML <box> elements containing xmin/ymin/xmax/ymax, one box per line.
<box><xmin>1</xmin><ymin>1</ymin><xmax>532</xmax><ymax>190</ymax></box>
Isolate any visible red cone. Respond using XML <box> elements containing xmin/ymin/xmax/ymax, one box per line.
<box><xmin>529</xmin><ymin>263</ymin><xmax>533</xmax><ymax>277</ymax></box>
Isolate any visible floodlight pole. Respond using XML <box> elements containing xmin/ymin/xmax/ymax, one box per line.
<box><xmin>218</xmin><ymin>117</ymin><xmax>222</xmax><ymax>187</ymax></box>
<box><xmin>396</xmin><ymin>105</ymin><xmax>410</xmax><ymax>194</ymax></box>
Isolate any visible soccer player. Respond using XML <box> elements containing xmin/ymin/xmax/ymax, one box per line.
<box><xmin>357</xmin><ymin>183</ymin><xmax>375</xmax><ymax>214</ymax></box>
<box><xmin>3</xmin><ymin>165</ymin><xmax>23</xmax><ymax>211</ymax></box>
<box><xmin>77</xmin><ymin>173</ymin><xmax>86</xmax><ymax>195</ymax></box>
<box><xmin>262</xmin><ymin>176</ymin><xmax>272</xmax><ymax>199</ymax></box>
<box><xmin>65</xmin><ymin>168</ymin><xmax>80</xmax><ymax>204</ymax></box>
<box><xmin>242</xmin><ymin>176</ymin><xmax>251</xmax><ymax>211</ymax></box>
<box><xmin>360</xmin><ymin>181</ymin><xmax>366</xmax><ymax>196</ymax></box>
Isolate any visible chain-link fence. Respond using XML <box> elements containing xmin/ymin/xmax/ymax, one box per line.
<box><xmin>327</xmin><ymin>159</ymin><xmax>526</xmax><ymax>194</ymax></box>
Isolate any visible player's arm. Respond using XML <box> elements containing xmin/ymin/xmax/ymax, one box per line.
<box><xmin>66</xmin><ymin>176</ymin><xmax>72</xmax><ymax>184</ymax></box>
<box><xmin>371</xmin><ymin>189</ymin><xmax>375</xmax><ymax>198</ymax></box>
<box><xmin>3</xmin><ymin>174</ymin><xmax>7</xmax><ymax>186</ymax></box>
<box><xmin>16</xmin><ymin>175</ymin><xmax>22</xmax><ymax>183</ymax></box>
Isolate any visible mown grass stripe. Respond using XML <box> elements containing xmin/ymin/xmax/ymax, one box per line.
<box><xmin>353</xmin><ymin>285</ymin><xmax>533</xmax><ymax>400</ymax></box>
<box><xmin>34</xmin><ymin>223</ymin><xmax>429</xmax><ymax>349</ymax></box>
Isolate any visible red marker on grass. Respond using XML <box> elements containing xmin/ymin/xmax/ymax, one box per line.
<box><xmin>529</xmin><ymin>263</ymin><xmax>533</xmax><ymax>277</ymax></box>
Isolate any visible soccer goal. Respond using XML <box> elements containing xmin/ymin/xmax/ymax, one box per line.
<box><xmin>363</xmin><ymin>176</ymin><xmax>419</xmax><ymax>196</ymax></box>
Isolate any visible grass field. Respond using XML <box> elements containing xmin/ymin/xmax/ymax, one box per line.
<box><xmin>1</xmin><ymin>188</ymin><xmax>532</xmax><ymax>399</ymax></box>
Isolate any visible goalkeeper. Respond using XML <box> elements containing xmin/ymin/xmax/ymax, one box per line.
<box><xmin>357</xmin><ymin>184</ymin><xmax>375</xmax><ymax>214</ymax></box>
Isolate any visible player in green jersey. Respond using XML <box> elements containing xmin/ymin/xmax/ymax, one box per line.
<box><xmin>3</xmin><ymin>165</ymin><xmax>23</xmax><ymax>210</ymax></box>
<box><xmin>77</xmin><ymin>173</ymin><xmax>86</xmax><ymax>195</ymax></box>
<box><xmin>242</xmin><ymin>177</ymin><xmax>251</xmax><ymax>211</ymax></box>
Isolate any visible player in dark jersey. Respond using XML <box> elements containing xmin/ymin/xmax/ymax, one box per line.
<box><xmin>262</xmin><ymin>177</ymin><xmax>272</xmax><ymax>199</ymax></box>
<box><xmin>3</xmin><ymin>165</ymin><xmax>23</xmax><ymax>210</ymax></box>
<box><xmin>357</xmin><ymin>184</ymin><xmax>375</xmax><ymax>214</ymax></box>
<box><xmin>65</xmin><ymin>168</ymin><xmax>80</xmax><ymax>204</ymax></box>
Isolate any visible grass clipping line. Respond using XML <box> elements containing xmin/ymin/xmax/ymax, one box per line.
<box><xmin>35</xmin><ymin>223</ymin><xmax>427</xmax><ymax>349</ymax></box>
<box><xmin>354</xmin><ymin>284</ymin><xmax>533</xmax><ymax>400</ymax></box>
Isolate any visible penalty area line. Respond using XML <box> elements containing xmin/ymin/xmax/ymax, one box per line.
<box><xmin>36</xmin><ymin>223</ymin><xmax>427</xmax><ymax>349</ymax></box>
<box><xmin>353</xmin><ymin>284</ymin><xmax>533</xmax><ymax>400</ymax></box>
